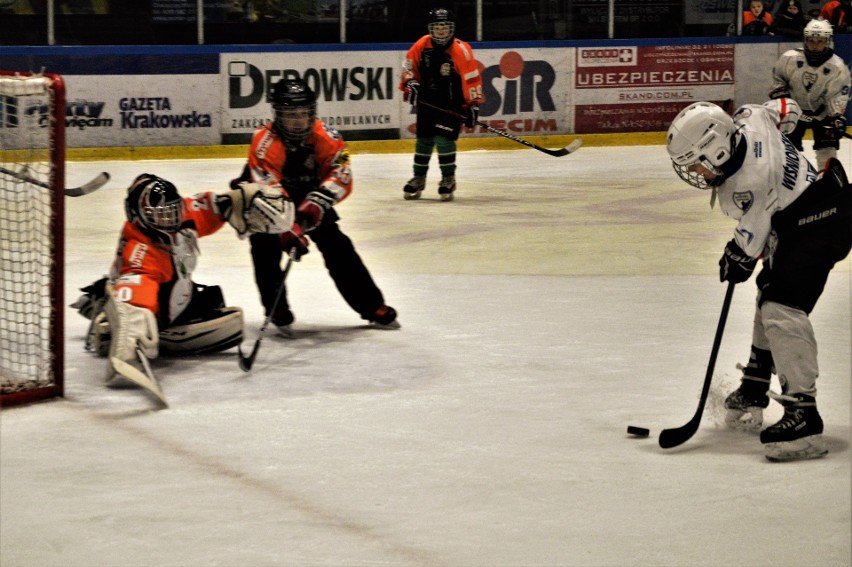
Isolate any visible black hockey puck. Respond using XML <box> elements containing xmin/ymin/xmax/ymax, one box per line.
<box><xmin>627</xmin><ymin>425</ymin><xmax>650</xmax><ymax>437</ymax></box>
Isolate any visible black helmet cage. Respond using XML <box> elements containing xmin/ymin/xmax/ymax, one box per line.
<box><xmin>126</xmin><ymin>173</ymin><xmax>184</xmax><ymax>233</ymax></box>
<box><xmin>270</xmin><ymin>78</ymin><xmax>318</xmax><ymax>142</ymax></box>
<box><xmin>428</xmin><ymin>7</ymin><xmax>455</xmax><ymax>45</ymax></box>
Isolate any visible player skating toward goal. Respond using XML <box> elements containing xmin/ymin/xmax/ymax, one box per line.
<box><xmin>666</xmin><ymin>100</ymin><xmax>851</xmax><ymax>462</ymax></box>
<box><xmin>769</xmin><ymin>18</ymin><xmax>851</xmax><ymax>170</ymax></box>
<box><xmin>72</xmin><ymin>174</ymin><xmax>293</xmax><ymax>403</ymax></box>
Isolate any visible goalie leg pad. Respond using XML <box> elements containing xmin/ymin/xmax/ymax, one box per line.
<box><xmin>105</xmin><ymin>296</ymin><xmax>159</xmax><ymax>364</ymax></box>
<box><xmin>159</xmin><ymin>306</ymin><xmax>243</xmax><ymax>354</ymax></box>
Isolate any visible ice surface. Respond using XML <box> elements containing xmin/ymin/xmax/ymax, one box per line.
<box><xmin>2</xmin><ymin>144</ymin><xmax>850</xmax><ymax>566</ymax></box>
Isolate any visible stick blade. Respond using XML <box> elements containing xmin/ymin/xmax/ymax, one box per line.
<box><xmin>658</xmin><ymin>421</ymin><xmax>698</xmax><ymax>449</ymax></box>
<box><xmin>545</xmin><ymin>137</ymin><xmax>583</xmax><ymax>157</ymax></box>
<box><xmin>65</xmin><ymin>172</ymin><xmax>110</xmax><ymax>197</ymax></box>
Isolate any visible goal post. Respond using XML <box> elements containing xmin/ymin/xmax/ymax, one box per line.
<box><xmin>0</xmin><ymin>71</ymin><xmax>66</xmax><ymax>406</ymax></box>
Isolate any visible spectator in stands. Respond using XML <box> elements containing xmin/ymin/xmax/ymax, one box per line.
<box><xmin>743</xmin><ymin>0</ymin><xmax>774</xmax><ymax>35</ymax></box>
<box><xmin>771</xmin><ymin>0</ymin><xmax>808</xmax><ymax>38</ymax></box>
<box><xmin>820</xmin><ymin>0</ymin><xmax>852</xmax><ymax>32</ymax></box>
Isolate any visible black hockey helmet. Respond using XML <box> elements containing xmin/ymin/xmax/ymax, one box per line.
<box><xmin>125</xmin><ymin>173</ymin><xmax>184</xmax><ymax>233</ymax></box>
<box><xmin>427</xmin><ymin>7</ymin><xmax>455</xmax><ymax>46</ymax></box>
<box><xmin>269</xmin><ymin>78</ymin><xmax>317</xmax><ymax>143</ymax></box>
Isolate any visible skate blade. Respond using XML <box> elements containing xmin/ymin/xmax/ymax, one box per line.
<box><xmin>725</xmin><ymin>408</ymin><xmax>763</xmax><ymax>432</ymax></box>
<box><xmin>403</xmin><ymin>190</ymin><xmax>422</xmax><ymax>200</ymax></box>
<box><xmin>765</xmin><ymin>435</ymin><xmax>828</xmax><ymax>462</ymax></box>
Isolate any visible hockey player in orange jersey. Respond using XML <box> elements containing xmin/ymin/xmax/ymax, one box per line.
<box><xmin>231</xmin><ymin>77</ymin><xmax>398</xmax><ymax>333</ymax></box>
<box><xmin>400</xmin><ymin>7</ymin><xmax>483</xmax><ymax>201</ymax></box>
<box><xmin>73</xmin><ymin>173</ymin><xmax>293</xmax><ymax>391</ymax></box>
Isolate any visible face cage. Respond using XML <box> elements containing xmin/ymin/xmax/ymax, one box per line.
<box><xmin>428</xmin><ymin>22</ymin><xmax>455</xmax><ymax>45</ymax></box>
<box><xmin>142</xmin><ymin>201</ymin><xmax>183</xmax><ymax>232</ymax></box>
<box><xmin>274</xmin><ymin>105</ymin><xmax>316</xmax><ymax>142</ymax></box>
<box><xmin>671</xmin><ymin>161</ymin><xmax>719</xmax><ymax>190</ymax></box>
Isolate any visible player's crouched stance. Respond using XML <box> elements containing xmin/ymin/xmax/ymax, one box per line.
<box><xmin>71</xmin><ymin>174</ymin><xmax>293</xmax><ymax>398</ymax></box>
<box><xmin>667</xmin><ymin>100</ymin><xmax>851</xmax><ymax>462</ymax></box>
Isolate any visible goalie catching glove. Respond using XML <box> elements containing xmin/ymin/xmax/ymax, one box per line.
<box><xmin>221</xmin><ymin>182</ymin><xmax>294</xmax><ymax>237</ymax></box>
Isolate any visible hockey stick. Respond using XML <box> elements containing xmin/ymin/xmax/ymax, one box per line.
<box><xmin>0</xmin><ymin>165</ymin><xmax>110</xmax><ymax>197</ymax></box>
<box><xmin>109</xmin><ymin>347</ymin><xmax>169</xmax><ymax>408</ymax></box>
<box><xmin>415</xmin><ymin>100</ymin><xmax>583</xmax><ymax>157</ymax></box>
<box><xmin>659</xmin><ymin>281</ymin><xmax>736</xmax><ymax>449</ymax></box>
<box><xmin>237</xmin><ymin>249</ymin><xmax>297</xmax><ymax>372</ymax></box>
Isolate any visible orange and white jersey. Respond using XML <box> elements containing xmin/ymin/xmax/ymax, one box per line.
<box><xmin>246</xmin><ymin>120</ymin><xmax>352</xmax><ymax>206</ymax></box>
<box><xmin>110</xmin><ymin>192</ymin><xmax>226</xmax><ymax>325</ymax></box>
<box><xmin>399</xmin><ymin>35</ymin><xmax>483</xmax><ymax>106</ymax></box>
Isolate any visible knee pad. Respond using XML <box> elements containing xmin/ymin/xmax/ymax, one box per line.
<box><xmin>159</xmin><ymin>306</ymin><xmax>243</xmax><ymax>354</ymax></box>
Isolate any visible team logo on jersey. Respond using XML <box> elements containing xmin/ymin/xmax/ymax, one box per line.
<box><xmin>440</xmin><ymin>63</ymin><xmax>452</xmax><ymax>77</ymax></box>
<box><xmin>802</xmin><ymin>71</ymin><xmax>817</xmax><ymax>92</ymax></box>
<box><xmin>733</xmin><ymin>191</ymin><xmax>754</xmax><ymax>212</ymax></box>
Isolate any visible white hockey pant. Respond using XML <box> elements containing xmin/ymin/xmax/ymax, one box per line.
<box><xmin>758</xmin><ymin>300</ymin><xmax>818</xmax><ymax>397</ymax></box>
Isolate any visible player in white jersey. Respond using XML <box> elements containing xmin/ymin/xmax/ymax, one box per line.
<box><xmin>769</xmin><ymin>18</ymin><xmax>851</xmax><ymax>170</ymax></box>
<box><xmin>667</xmin><ymin>100</ymin><xmax>851</xmax><ymax>462</ymax></box>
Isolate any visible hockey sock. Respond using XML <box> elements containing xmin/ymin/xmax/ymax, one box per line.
<box><xmin>413</xmin><ymin>137</ymin><xmax>434</xmax><ymax>176</ymax></box>
<box><xmin>435</xmin><ymin>136</ymin><xmax>457</xmax><ymax>177</ymax></box>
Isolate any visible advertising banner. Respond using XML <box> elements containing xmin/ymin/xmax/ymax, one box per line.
<box><xmin>59</xmin><ymin>75</ymin><xmax>220</xmax><ymax>147</ymax></box>
<box><xmin>399</xmin><ymin>47</ymin><xmax>572</xmax><ymax>140</ymax></box>
<box><xmin>572</xmin><ymin>44</ymin><xmax>735</xmax><ymax>134</ymax></box>
<box><xmin>221</xmin><ymin>51</ymin><xmax>400</xmax><ymax>143</ymax></box>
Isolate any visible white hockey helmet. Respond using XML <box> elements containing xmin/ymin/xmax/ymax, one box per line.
<box><xmin>666</xmin><ymin>102</ymin><xmax>736</xmax><ymax>190</ymax></box>
<box><xmin>804</xmin><ymin>19</ymin><xmax>834</xmax><ymax>64</ymax></box>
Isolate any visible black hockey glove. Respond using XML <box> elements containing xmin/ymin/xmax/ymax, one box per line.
<box><xmin>404</xmin><ymin>80</ymin><xmax>419</xmax><ymax>107</ymax></box>
<box><xmin>719</xmin><ymin>240</ymin><xmax>757</xmax><ymax>283</ymax></box>
<box><xmin>464</xmin><ymin>104</ymin><xmax>479</xmax><ymax>128</ymax></box>
<box><xmin>821</xmin><ymin>114</ymin><xmax>847</xmax><ymax>140</ymax></box>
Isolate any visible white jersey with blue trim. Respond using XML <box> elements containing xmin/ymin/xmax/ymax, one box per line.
<box><xmin>716</xmin><ymin>104</ymin><xmax>819</xmax><ymax>258</ymax></box>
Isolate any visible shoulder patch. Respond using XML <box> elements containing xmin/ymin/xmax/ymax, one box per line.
<box><xmin>733</xmin><ymin>191</ymin><xmax>754</xmax><ymax>212</ymax></box>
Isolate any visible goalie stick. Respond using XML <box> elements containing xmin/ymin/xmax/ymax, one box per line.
<box><xmin>237</xmin><ymin>249</ymin><xmax>297</xmax><ymax>372</ymax></box>
<box><xmin>415</xmin><ymin>100</ymin><xmax>583</xmax><ymax>157</ymax></box>
<box><xmin>109</xmin><ymin>347</ymin><xmax>169</xmax><ymax>408</ymax></box>
<box><xmin>0</xmin><ymin>165</ymin><xmax>110</xmax><ymax>197</ymax></box>
<box><xmin>659</xmin><ymin>281</ymin><xmax>735</xmax><ymax>449</ymax></box>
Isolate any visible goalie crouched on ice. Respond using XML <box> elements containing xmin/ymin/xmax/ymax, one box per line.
<box><xmin>71</xmin><ymin>173</ymin><xmax>294</xmax><ymax>372</ymax></box>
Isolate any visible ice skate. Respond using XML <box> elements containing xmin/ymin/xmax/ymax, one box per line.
<box><xmin>438</xmin><ymin>175</ymin><xmax>456</xmax><ymax>201</ymax></box>
<box><xmin>724</xmin><ymin>374</ymin><xmax>770</xmax><ymax>431</ymax></box>
<box><xmin>403</xmin><ymin>175</ymin><xmax>426</xmax><ymax>200</ymax></box>
<box><xmin>761</xmin><ymin>393</ymin><xmax>828</xmax><ymax>462</ymax></box>
<box><xmin>271</xmin><ymin>308</ymin><xmax>295</xmax><ymax>338</ymax></box>
<box><xmin>368</xmin><ymin>304</ymin><xmax>400</xmax><ymax>329</ymax></box>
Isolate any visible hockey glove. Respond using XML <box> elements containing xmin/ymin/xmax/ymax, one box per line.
<box><xmin>719</xmin><ymin>240</ymin><xmax>757</xmax><ymax>283</ymax></box>
<box><xmin>464</xmin><ymin>104</ymin><xmax>479</xmax><ymax>128</ymax></box>
<box><xmin>297</xmin><ymin>191</ymin><xmax>334</xmax><ymax>232</ymax></box>
<box><xmin>280</xmin><ymin>223</ymin><xmax>310</xmax><ymax>259</ymax></box>
<box><xmin>403</xmin><ymin>80</ymin><xmax>419</xmax><ymax>106</ymax></box>
<box><xmin>222</xmin><ymin>182</ymin><xmax>294</xmax><ymax>238</ymax></box>
<box><xmin>821</xmin><ymin>114</ymin><xmax>847</xmax><ymax>140</ymax></box>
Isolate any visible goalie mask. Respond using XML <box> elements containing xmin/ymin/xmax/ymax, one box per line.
<box><xmin>125</xmin><ymin>174</ymin><xmax>184</xmax><ymax>233</ymax></box>
<box><xmin>666</xmin><ymin>102</ymin><xmax>736</xmax><ymax>190</ymax></box>
<box><xmin>428</xmin><ymin>7</ymin><xmax>455</xmax><ymax>46</ymax></box>
<box><xmin>270</xmin><ymin>78</ymin><xmax>317</xmax><ymax>143</ymax></box>
<box><xmin>803</xmin><ymin>19</ymin><xmax>834</xmax><ymax>67</ymax></box>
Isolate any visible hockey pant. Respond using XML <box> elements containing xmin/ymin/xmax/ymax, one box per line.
<box><xmin>751</xmin><ymin>159</ymin><xmax>851</xmax><ymax>396</ymax></box>
<box><xmin>249</xmin><ymin>219</ymin><xmax>386</xmax><ymax>322</ymax></box>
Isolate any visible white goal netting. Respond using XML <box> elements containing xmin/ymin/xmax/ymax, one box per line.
<box><xmin>0</xmin><ymin>72</ymin><xmax>65</xmax><ymax>405</ymax></box>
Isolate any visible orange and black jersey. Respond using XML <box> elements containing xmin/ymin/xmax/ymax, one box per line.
<box><xmin>246</xmin><ymin>119</ymin><xmax>352</xmax><ymax>207</ymax></box>
<box><xmin>399</xmin><ymin>35</ymin><xmax>483</xmax><ymax>109</ymax></box>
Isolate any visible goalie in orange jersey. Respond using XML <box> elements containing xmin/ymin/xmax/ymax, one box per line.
<box><xmin>72</xmin><ymin>173</ymin><xmax>294</xmax><ymax>382</ymax></box>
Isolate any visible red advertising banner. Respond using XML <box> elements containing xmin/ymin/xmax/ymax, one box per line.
<box><xmin>573</xmin><ymin>44</ymin><xmax>735</xmax><ymax>133</ymax></box>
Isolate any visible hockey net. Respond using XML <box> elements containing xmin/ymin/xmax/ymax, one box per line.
<box><xmin>0</xmin><ymin>71</ymin><xmax>65</xmax><ymax>406</ymax></box>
